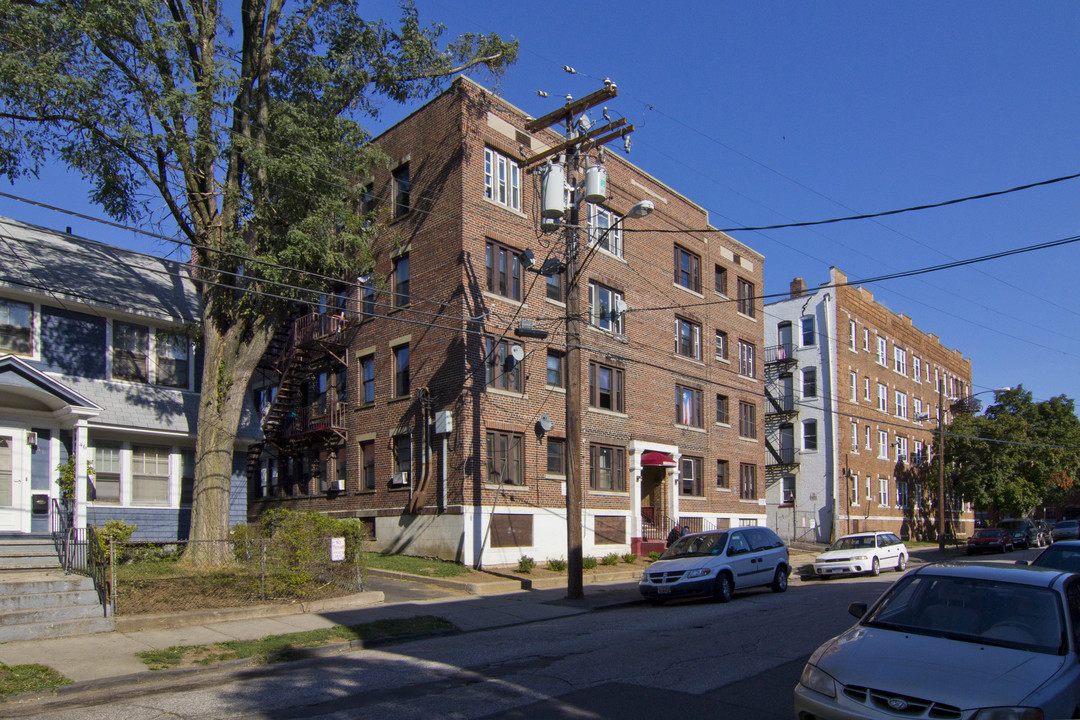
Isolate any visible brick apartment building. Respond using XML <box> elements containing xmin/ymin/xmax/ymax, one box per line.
<box><xmin>764</xmin><ymin>267</ymin><xmax>974</xmax><ymax>544</ymax></box>
<box><xmin>248</xmin><ymin>77</ymin><xmax>768</xmax><ymax>566</ymax></box>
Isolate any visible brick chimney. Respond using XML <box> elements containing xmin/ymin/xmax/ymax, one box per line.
<box><xmin>790</xmin><ymin>278</ymin><xmax>806</xmax><ymax>299</ymax></box>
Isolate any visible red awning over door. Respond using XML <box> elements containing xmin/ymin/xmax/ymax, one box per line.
<box><xmin>641</xmin><ymin>451</ymin><xmax>676</xmax><ymax>468</ymax></box>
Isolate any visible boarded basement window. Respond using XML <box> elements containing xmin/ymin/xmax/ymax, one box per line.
<box><xmin>491</xmin><ymin>514</ymin><xmax>533</xmax><ymax>548</ymax></box>
<box><xmin>594</xmin><ymin>516</ymin><xmax>626</xmax><ymax>545</ymax></box>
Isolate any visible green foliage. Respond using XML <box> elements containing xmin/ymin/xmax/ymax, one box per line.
<box><xmin>94</xmin><ymin>519</ymin><xmax>137</xmax><ymax>559</ymax></box>
<box><xmin>600</xmin><ymin>553</ymin><xmax>620</xmax><ymax>566</ymax></box>
<box><xmin>545</xmin><ymin>557</ymin><xmax>567</xmax><ymax>572</ymax></box>
<box><xmin>516</xmin><ymin>556</ymin><xmax>536</xmax><ymax>574</ymax></box>
<box><xmin>945</xmin><ymin>386</ymin><xmax>1080</xmax><ymax>516</ymax></box>
<box><xmin>648</xmin><ymin>551</ymin><xmax>662</xmax><ymax>562</ymax></box>
<box><xmin>363</xmin><ymin>553</ymin><xmax>470</xmax><ymax>577</ymax></box>
<box><xmin>621</xmin><ymin>553</ymin><xmax>638</xmax><ymax>564</ymax></box>
<box><xmin>582</xmin><ymin>556</ymin><xmax>598</xmax><ymax>571</ymax></box>
<box><xmin>55</xmin><ymin>456</ymin><xmax>93</xmax><ymax>504</ymax></box>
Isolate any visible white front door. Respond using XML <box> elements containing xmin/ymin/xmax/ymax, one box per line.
<box><xmin>0</xmin><ymin>432</ymin><xmax>29</xmax><ymax>533</ymax></box>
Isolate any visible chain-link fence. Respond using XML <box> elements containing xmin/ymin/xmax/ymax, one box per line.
<box><xmin>105</xmin><ymin>536</ymin><xmax>366</xmax><ymax>616</ymax></box>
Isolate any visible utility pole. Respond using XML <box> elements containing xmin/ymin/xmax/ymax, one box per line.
<box><xmin>937</xmin><ymin>378</ymin><xmax>946</xmax><ymax>552</ymax></box>
<box><xmin>524</xmin><ymin>84</ymin><xmax>634</xmax><ymax>600</ymax></box>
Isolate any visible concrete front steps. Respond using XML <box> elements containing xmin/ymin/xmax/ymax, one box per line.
<box><xmin>0</xmin><ymin>535</ymin><xmax>114</xmax><ymax>641</ymax></box>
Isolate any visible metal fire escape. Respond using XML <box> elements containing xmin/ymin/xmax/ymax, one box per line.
<box><xmin>764</xmin><ymin>341</ymin><xmax>800</xmax><ymax>485</ymax></box>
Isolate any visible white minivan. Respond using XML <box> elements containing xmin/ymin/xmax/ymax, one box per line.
<box><xmin>639</xmin><ymin>526</ymin><xmax>790</xmax><ymax>604</ymax></box>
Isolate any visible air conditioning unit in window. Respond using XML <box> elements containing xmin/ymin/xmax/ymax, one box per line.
<box><xmin>329</xmin><ymin>479</ymin><xmax>345</xmax><ymax>492</ymax></box>
<box><xmin>391</xmin><ymin>471</ymin><xmax>410</xmax><ymax>486</ymax></box>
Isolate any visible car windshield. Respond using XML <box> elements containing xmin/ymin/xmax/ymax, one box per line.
<box><xmin>863</xmin><ymin>575</ymin><xmax>1065</xmax><ymax>655</ymax></box>
<box><xmin>974</xmin><ymin>529</ymin><xmax>1003</xmax><ymax>538</ymax></box>
<box><xmin>830</xmin><ymin>535</ymin><xmax>876</xmax><ymax>551</ymax></box>
<box><xmin>662</xmin><ymin>532</ymin><xmax>728</xmax><ymax>559</ymax></box>
<box><xmin>1057</xmin><ymin>521</ymin><xmax>1078</xmax><ymax>529</ymax></box>
<box><xmin>1032</xmin><ymin>546</ymin><xmax>1080</xmax><ymax>573</ymax></box>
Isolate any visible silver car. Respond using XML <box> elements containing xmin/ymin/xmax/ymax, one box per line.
<box><xmin>794</xmin><ymin>563</ymin><xmax>1080</xmax><ymax>719</ymax></box>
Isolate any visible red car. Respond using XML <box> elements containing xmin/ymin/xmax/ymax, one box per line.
<box><xmin>966</xmin><ymin>527</ymin><xmax>1015</xmax><ymax>554</ymax></box>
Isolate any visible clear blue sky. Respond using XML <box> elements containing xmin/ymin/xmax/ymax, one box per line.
<box><xmin>4</xmin><ymin>1</ymin><xmax>1079</xmax><ymax>406</ymax></box>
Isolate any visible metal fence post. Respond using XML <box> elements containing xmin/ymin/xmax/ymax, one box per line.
<box><xmin>109</xmin><ymin>538</ymin><xmax>117</xmax><ymax>615</ymax></box>
<box><xmin>260</xmin><ymin>540</ymin><xmax>266</xmax><ymax>600</ymax></box>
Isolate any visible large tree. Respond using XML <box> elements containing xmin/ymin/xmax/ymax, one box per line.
<box><xmin>944</xmin><ymin>386</ymin><xmax>1080</xmax><ymax>517</ymax></box>
<box><xmin>0</xmin><ymin>0</ymin><xmax>515</xmax><ymax>555</ymax></box>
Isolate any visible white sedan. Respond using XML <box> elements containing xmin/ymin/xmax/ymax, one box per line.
<box><xmin>813</xmin><ymin>531</ymin><xmax>907</xmax><ymax>578</ymax></box>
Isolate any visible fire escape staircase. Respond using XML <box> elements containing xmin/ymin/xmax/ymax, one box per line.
<box><xmin>764</xmin><ymin>342</ymin><xmax>799</xmax><ymax>481</ymax></box>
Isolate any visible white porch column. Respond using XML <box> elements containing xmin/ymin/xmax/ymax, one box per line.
<box><xmin>629</xmin><ymin>450</ymin><xmax>643</xmax><ymax>538</ymax></box>
<box><xmin>669</xmin><ymin>451</ymin><xmax>682</xmax><ymax>523</ymax></box>
<box><xmin>73</xmin><ymin>418</ymin><xmax>89</xmax><ymax>531</ymax></box>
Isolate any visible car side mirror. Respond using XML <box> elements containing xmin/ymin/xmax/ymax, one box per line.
<box><xmin>848</xmin><ymin>602</ymin><xmax>868</xmax><ymax>619</ymax></box>
<box><xmin>1015</xmin><ymin>560</ymin><xmax>1030</xmax><ymax>566</ymax></box>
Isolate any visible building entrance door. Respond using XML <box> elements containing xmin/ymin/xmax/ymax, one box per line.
<box><xmin>0</xmin><ymin>431</ymin><xmax>29</xmax><ymax>533</ymax></box>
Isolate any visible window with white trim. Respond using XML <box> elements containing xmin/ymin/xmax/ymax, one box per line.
<box><xmin>674</xmin><ymin>245</ymin><xmax>702</xmax><ymax>293</ymax></box>
<box><xmin>675</xmin><ymin>316</ymin><xmax>701</xmax><ymax>360</ymax></box>
<box><xmin>92</xmin><ymin>443</ymin><xmax>121</xmax><ymax>503</ymax></box>
<box><xmin>878</xmin><ymin>477</ymin><xmax>889</xmax><ymax>507</ymax></box>
<box><xmin>877</xmin><ymin>383</ymin><xmax>888</xmax><ymax>413</ymax></box>
<box><xmin>738</xmin><ymin>340</ymin><xmax>756</xmax><ymax>378</ymax></box>
<box><xmin>589</xmin><ymin>282</ymin><xmax>624</xmax><ymax>334</ymax></box>
<box><xmin>850</xmin><ymin>473</ymin><xmax>859</xmax><ymax>505</ymax></box>
<box><xmin>912</xmin><ymin>356</ymin><xmax>922</xmax><ymax>383</ymax></box>
<box><xmin>0</xmin><ymin>299</ymin><xmax>32</xmax><ymax>356</ymax></box>
<box><xmin>849</xmin><ymin>319</ymin><xmax>856</xmax><ymax>351</ymax></box>
<box><xmin>850</xmin><ymin>371</ymin><xmax>857</xmax><ymax>402</ymax></box>
<box><xmin>878</xmin><ymin>430</ymin><xmax>889</xmax><ymax>459</ymax></box>
<box><xmin>865</xmin><ymin>425</ymin><xmax>872</xmax><ymax>451</ymax></box>
<box><xmin>894</xmin><ymin>346</ymin><xmax>907</xmax><ymax>375</ymax></box>
<box><xmin>588</xmin><ymin>204</ymin><xmax>622</xmax><ymax>257</ymax></box>
<box><xmin>131</xmin><ymin>445</ymin><xmax>170</xmax><ymax>505</ymax></box>
<box><xmin>801</xmin><ymin>316</ymin><xmax>815</xmax><ymax>346</ymax></box>
<box><xmin>803</xmin><ymin>419</ymin><xmax>818</xmax><ymax>451</ymax></box>
<box><xmin>876</xmin><ymin>336</ymin><xmax>887</xmax><ymax>366</ymax></box>
<box><xmin>483</xmin><ymin>147</ymin><xmax>521</xmax><ymax>211</ymax></box>
<box><xmin>851</xmin><ymin>422</ymin><xmax>859</xmax><ymax>452</ymax></box>
<box><xmin>896</xmin><ymin>435</ymin><xmax>909</xmax><ymax>463</ymax></box>
<box><xmin>895</xmin><ymin>391</ymin><xmax>908</xmax><ymax>419</ymax></box>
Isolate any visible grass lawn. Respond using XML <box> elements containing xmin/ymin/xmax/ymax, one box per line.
<box><xmin>136</xmin><ymin>616</ymin><xmax>457</xmax><ymax>671</ymax></box>
<box><xmin>0</xmin><ymin>664</ymin><xmax>72</xmax><ymax>698</ymax></box>
<box><xmin>363</xmin><ymin>553</ymin><xmax>472</xmax><ymax>577</ymax></box>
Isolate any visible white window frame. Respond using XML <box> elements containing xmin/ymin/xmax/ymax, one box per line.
<box><xmin>895</xmin><ymin>391</ymin><xmax>908</xmax><ymax>419</ymax></box>
<box><xmin>878</xmin><ymin>430</ymin><xmax>889</xmax><ymax>459</ymax></box>
<box><xmin>738</xmin><ymin>340</ymin><xmax>756</xmax><ymax>378</ymax></box>
<box><xmin>850</xmin><ymin>371</ymin><xmax>857</xmax><ymax>402</ymax></box>
<box><xmin>894</xmin><ymin>346</ymin><xmax>907</xmax><ymax>376</ymax></box>
<box><xmin>876</xmin><ymin>336</ymin><xmax>887</xmax><ymax>366</ymax></box>
<box><xmin>863</xmin><ymin>328</ymin><xmax>869</xmax><ymax>351</ymax></box>
<box><xmin>675</xmin><ymin>316</ymin><xmax>702</xmax><ymax>360</ymax></box>
<box><xmin>849</xmin><ymin>319</ymin><xmax>856</xmax><ymax>351</ymax></box>
<box><xmin>896</xmin><ymin>436</ymin><xmax>909</xmax><ymax>463</ymax></box>
<box><xmin>850</xmin><ymin>421</ymin><xmax>859</xmax><ymax>452</ymax></box>
<box><xmin>589</xmin><ymin>282</ymin><xmax>624</xmax><ymax>334</ymax></box>
<box><xmin>483</xmin><ymin>147</ymin><xmax>521</xmax><ymax>211</ymax></box>
<box><xmin>865</xmin><ymin>425</ymin><xmax>872</xmax><ymax>451</ymax></box>
<box><xmin>877</xmin><ymin>383</ymin><xmax>888</xmax><ymax>413</ymax></box>
<box><xmin>851</xmin><ymin>474</ymin><xmax>859</xmax><ymax>505</ymax></box>
<box><xmin>913</xmin><ymin>356</ymin><xmax>922</xmax><ymax>383</ymax></box>
<box><xmin>864</xmin><ymin>376</ymin><xmax>871</xmax><ymax>401</ymax></box>
<box><xmin>878</xmin><ymin>477</ymin><xmax>889</xmax><ymax>507</ymax></box>
<box><xmin>588</xmin><ymin>204</ymin><xmax>622</xmax><ymax>257</ymax></box>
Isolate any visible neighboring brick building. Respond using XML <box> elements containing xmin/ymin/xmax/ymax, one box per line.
<box><xmin>764</xmin><ymin>267</ymin><xmax>974</xmax><ymax>543</ymax></box>
<box><xmin>248</xmin><ymin>78</ymin><xmax>767</xmax><ymax>566</ymax></box>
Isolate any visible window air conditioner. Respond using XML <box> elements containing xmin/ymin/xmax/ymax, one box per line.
<box><xmin>391</xmin><ymin>471</ymin><xmax>410</xmax><ymax>486</ymax></box>
<box><xmin>329</xmin><ymin>479</ymin><xmax>345</xmax><ymax>492</ymax></box>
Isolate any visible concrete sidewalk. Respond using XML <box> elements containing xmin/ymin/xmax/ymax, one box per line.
<box><xmin>0</xmin><ymin>546</ymin><xmax>941</xmax><ymax>705</ymax></box>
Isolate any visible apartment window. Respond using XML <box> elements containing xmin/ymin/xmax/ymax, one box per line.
<box><xmin>802</xmin><ymin>368</ymin><xmax>817</xmax><ymax>398</ymax></box>
<box><xmin>898</xmin><ymin>481</ymin><xmax>910</xmax><ymax>509</ymax></box>
<box><xmin>546</xmin><ymin>438</ymin><xmax>566</xmax><ymax>476</ymax></box>
<box><xmin>361</xmin><ymin>440</ymin><xmax>376</xmax><ymax>490</ymax></box>
<box><xmin>863</xmin><ymin>328</ymin><xmax>869</xmax><ymax>351</ymax></box>
<box><xmin>714</xmin><ymin>264</ymin><xmax>728</xmax><ymax>295</ymax></box>
<box><xmin>484</xmin><ymin>336</ymin><xmax>523</xmax><ymax>392</ymax></box>
<box><xmin>589</xmin><ymin>361</ymin><xmax>624</xmax><ymax>412</ymax></box>
<box><xmin>895</xmin><ymin>391</ymin><xmax>908</xmax><ymax>419</ymax></box>
<box><xmin>675</xmin><ymin>316</ymin><xmax>701</xmax><ymax>360</ymax></box>
<box><xmin>878</xmin><ymin>430</ymin><xmax>889</xmax><ymax>459</ymax></box>
<box><xmin>393</xmin><ymin>344</ymin><xmax>409</xmax><ymax>398</ymax></box>
<box><xmin>680</xmin><ymin>456</ymin><xmax>703</xmax><ymax>496</ymax></box>
<box><xmin>850</xmin><ymin>371</ymin><xmax>858</xmax><ymax>402</ymax></box>
<box><xmin>850</xmin><ymin>474</ymin><xmax>859</xmax><ymax>505</ymax></box>
<box><xmin>876</xmin><ymin>336</ymin><xmax>887</xmax><ymax>366</ymax></box>
<box><xmin>588</xmin><ymin>204</ymin><xmax>622</xmax><ymax>257</ymax></box>
<box><xmin>913</xmin><ymin>356</ymin><xmax>922</xmax><ymax>383</ymax></box>
<box><xmin>359</xmin><ymin>182</ymin><xmax>377</xmax><ymax>216</ymax></box>
<box><xmin>738</xmin><ymin>340</ymin><xmax>755</xmax><ymax>378</ymax></box>
<box><xmin>803</xmin><ymin>420</ymin><xmax>818</xmax><ymax>451</ymax></box>
<box><xmin>92</xmin><ymin>443</ymin><xmax>121</xmax><ymax>503</ymax></box>
<box><xmin>864</xmin><ymin>376</ymin><xmax>871</xmax><ymax>401</ymax></box>
<box><xmin>392</xmin><ymin>163</ymin><xmax>410</xmax><ymax>218</ymax></box>
<box><xmin>674</xmin><ymin>245</ymin><xmax>702</xmax><ymax>293</ymax></box>
<box><xmin>392</xmin><ymin>254</ymin><xmax>410</xmax><ymax>307</ymax></box>
<box><xmin>359</xmin><ymin>277</ymin><xmax>376</xmax><ymax>318</ymax></box>
<box><xmin>155</xmin><ymin>332</ymin><xmax>189</xmax><ymax>388</ymax></box>
<box><xmin>393</xmin><ymin>433</ymin><xmax>412</xmax><ymax>481</ymax></box>
<box><xmin>913</xmin><ymin>440</ymin><xmax>926</xmax><ymax>466</ymax></box>
<box><xmin>546</xmin><ymin>271</ymin><xmax>563</xmax><ymax>302</ymax></box>
<box><xmin>486</xmin><ymin>431</ymin><xmax>523</xmax><ymax>485</ymax></box>
<box><xmin>715</xmin><ymin>329</ymin><xmax>728</xmax><ymax>360</ymax></box>
<box><xmin>738</xmin><ymin>401</ymin><xmax>757</xmax><ymax>439</ymax></box>
<box><xmin>865</xmin><ymin>425</ymin><xmax>872</xmax><ymax>451</ymax></box>
<box><xmin>851</xmin><ymin>421</ymin><xmax>859</xmax><ymax>452</ymax></box>
<box><xmin>180</xmin><ymin>449</ymin><xmax>194</xmax><ymax>505</ymax></box>
<box><xmin>914</xmin><ymin>397</ymin><xmax>923</xmax><ymax>418</ymax></box>
<box><xmin>546</xmin><ymin>350</ymin><xmax>564</xmax><ymax>388</ymax></box>
<box><xmin>866</xmin><ymin>477</ymin><xmax>873</xmax><ymax>506</ymax></box>
<box><xmin>849</xmin><ymin>319</ymin><xmax>856</xmax><ymax>351</ymax></box>
<box><xmin>801</xmin><ymin>316</ymin><xmax>815</xmax><ymax>346</ymax></box>
<box><xmin>113</xmin><ymin>322</ymin><xmax>149</xmax><ymax>382</ymax></box>
<box><xmin>879</xmin><ymin>477</ymin><xmax>889</xmax><ymax>507</ymax></box>
<box><xmin>877</xmin><ymin>383</ymin><xmax>888</xmax><ymax>413</ymax></box>
<box><xmin>894</xmin><ymin>346</ymin><xmax>907</xmax><ymax>375</ymax></box>
<box><xmin>739</xmin><ymin>463</ymin><xmax>757</xmax><ymax>499</ymax></box>
<box><xmin>896</xmin><ymin>435</ymin><xmax>909</xmax><ymax>463</ymax></box>
<box><xmin>782</xmin><ymin>475</ymin><xmax>796</xmax><ymax>504</ymax></box>
<box><xmin>589</xmin><ymin>282</ymin><xmax>624</xmax><ymax>334</ymax></box>
<box><xmin>0</xmin><ymin>299</ymin><xmax>32</xmax><ymax>355</ymax></box>
<box><xmin>676</xmin><ymin>385</ymin><xmax>703</xmax><ymax>427</ymax></box>
<box><xmin>590</xmin><ymin>443</ymin><xmax>625</xmax><ymax>492</ymax></box>
<box><xmin>483</xmin><ymin>147</ymin><xmax>521</xmax><ymax>211</ymax></box>
<box><xmin>485</xmin><ymin>240</ymin><xmax>523</xmax><ymax>301</ymax></box>
<box><xmin>716</xmin><ymin>459</ymin><xmax>729</xmax><ymax>488</ymax></box>
<box><xmin>716</xmin><ymin>394</ymin><xmax>730</xmax><ymax>424</ymax></box>
<box><xmin>131</xmin><ymin>445</ymin><xmax>170</xmax><ymax>505</ymax></box>
<box><xmin>736</xmin><ymin>278</ymin><xmax>756</xmax><ymax>317</ymax></box>
<box><xmin>360</xmin><ymin>355</ymin><xmax>375</xmax><ymax>404</ymax></box>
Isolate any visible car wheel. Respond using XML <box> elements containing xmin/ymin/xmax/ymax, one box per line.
<box><xmin>713</xmin><ymin>573</ymin><xmax>733</xmax><ymax>603</ymax></box>
<box><xmin>771</xmin><ymin>566</ymin><xmax>788</xmax><ymax>593</ymax></box>
<box><xmin>870</xmin><ymin>557</ymin><xmax>880</xmax><ymax>576</ymax></box>
<box><xmin>896</xmin><ymin>554</ymin><xmax>907</xmax><ymax>572</ymax></box>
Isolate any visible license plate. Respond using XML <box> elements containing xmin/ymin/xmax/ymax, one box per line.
<box><xmin>658</xmin><ymin>586</ymin><xmax>671</xmax><ymax>595</ymax></box>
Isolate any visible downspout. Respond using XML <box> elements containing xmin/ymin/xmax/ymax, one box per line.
<box><xmin>823</xmin><ymin>292</ymin><xmax>840</xmax><ymax>543</ymax></box>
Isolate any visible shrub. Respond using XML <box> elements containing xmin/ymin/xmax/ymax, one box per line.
<box><xmin>93</xmin><ymin>519</ymin><xmax>137</xmax><ymax>559</ymax></box>
<box><xmin>545</xmin><ymin>557</ymin><xmax>567</xmax><ymax>572</ymax></box>
<box><xmin>600</xmin><ymin>553</ymin><xmax>619</xmax><ymax>566</ymax></box>
<box><xmin>621</xmin><ymin>553</ymin><xmax>638</xmax><ymax>564</ymax></box>
<box><xmin>582</xmin><ymin>556</ymin><xmax>598</xmax><ymax>570</ymax></box>
<box><xmin>516</xmin><ymin>556</ymin><xmax>536</xmax><ymax>574</ymax></box>
<box><xmin>648</xmin><ymin>551</ymin><xmax>662</xmax><ymax>562</ymax></box>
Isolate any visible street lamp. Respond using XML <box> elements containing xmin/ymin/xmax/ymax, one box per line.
<box><xmin>564</xmin><ymin>198</ymin><xmax>653</xmax><ymax>599</ymax></box>
<box><xmin>936</xmin><ymin>385</ymin><xmax>1010</xmax><ymax>551</ymax></box>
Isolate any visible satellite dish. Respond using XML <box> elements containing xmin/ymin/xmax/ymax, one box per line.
<box><xmin>613</xmin><ymin>297</ymin><xmax>628</xmax><ymax>316</ymax></box>
<box><xmin>510</xmin><ymin>345</ymin><xmax>525</xmax><ymax>362</ymax></box>
<box><xmin>538</xmin><ymin>414</ymin><xmax>553</xmax><ymax>432</ymax></box>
